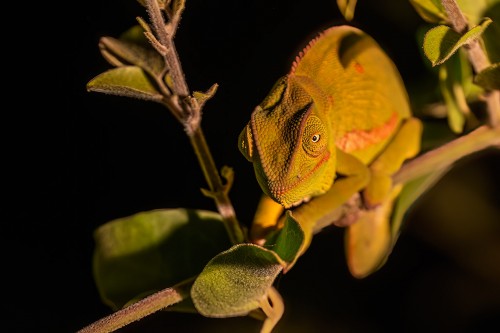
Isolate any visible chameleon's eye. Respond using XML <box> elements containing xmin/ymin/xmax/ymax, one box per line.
<box><xmin>302</xmin><ymin>116</ymin><xmax>327</xmax><ymax>157</ymax></box>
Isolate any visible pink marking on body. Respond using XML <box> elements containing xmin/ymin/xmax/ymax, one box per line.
<box><xmin>336</xmin><ymin>112</ymin><xmax>399</xmax><ymax>152</ymax></box>
<box><xmin>328</xmin><ymin>95</ymin><xmax>334</xmax><ymax>106</ymax></box>
<box><xmin>354</xmin><ymin>62</ymin><xmax>364</xmax><ymax>74</ymax></box>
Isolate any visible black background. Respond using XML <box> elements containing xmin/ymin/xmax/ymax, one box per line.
<box><xmin>12</xmin><ymin>0</ymin><xmax>500</xmax><ymax>332</ymax></box>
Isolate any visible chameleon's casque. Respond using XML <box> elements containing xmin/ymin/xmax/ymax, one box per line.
<box><xmin>239</xmin><ymin>25</ymin><xmax>413</xmax><ymax>209</ymax></box>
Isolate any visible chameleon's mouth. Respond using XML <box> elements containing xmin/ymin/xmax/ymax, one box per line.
<box><xmin>272</xmin><ymin>150</ymin><xmax>330</xmax><ymax>208</ymax></box>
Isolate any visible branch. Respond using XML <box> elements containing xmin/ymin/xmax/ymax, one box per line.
<box><xmin>441</xmin><ymin>0</ymin><xmax>500</xmax><ymax>127</ymax></box>
<box><xmin>393</xmin><ymin>125</ymin><xmax>500</xmax><ymax>184</ymax></box>
<box><xmin>146</xmin><ymin>0</ymin><xmax>188</xmax><ymax>96</ymax></box>
<box><xmin>308</xmin><ymin>124</ymin><xmax>499</xmax><ymax>238</ymax></box>
<box><xmin>77</xmin><ymin>278</ymin><xmax>193</xmax><ymax>333</ymax></box>
<box><xmin>143</xmin><ymin>0</ymin><xmax>245</xmax><ymax>244</ymax></box>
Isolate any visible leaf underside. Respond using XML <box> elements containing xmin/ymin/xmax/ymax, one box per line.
<box><xmin>191</xmin><ymin>244</ymin><xmax>283</xmax><ymax>318</ymax></box>
<box><xmin>93</xmin><ymin>208</ymin><xmax>231</xmax><ymax>310</ymax></box>
<box><xmin>423</xmin><ymin>17</ymin><xmax>492</xmax><ymax>66</ymax></box>
<box><xmin>87</xmin><ymin>66</ymin><xmax>163</xmax><ymax>102</ymax></box>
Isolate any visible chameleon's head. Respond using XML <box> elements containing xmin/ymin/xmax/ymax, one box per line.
<box><xmin>238</xmin><ymin>75</ymin><xmax>336</xmax><ymax>208</ymax></box>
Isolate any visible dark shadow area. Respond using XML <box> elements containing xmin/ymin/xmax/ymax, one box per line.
<box><xmin>10</xmin><ymin>0</ymin><xmax>499</xmax><ymax>332</ymax></box>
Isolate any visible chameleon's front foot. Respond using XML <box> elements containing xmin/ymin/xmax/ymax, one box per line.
<box><xmin>250</xmin><ymin>194</ymin><xmax>285</xmax><ymax>245</ymax></box>
<box><xmin>346</xmin><ymin>117</ymin><xmax>422</xmax><ymax>277</ymax></box>
<box><xmin>361</xmin><ymin>172</ymin><xmax>393</xmax><ymax>209</ymax></box>
<box><xmin>361</xmin><ymin>117</ymin><xmax>423</xmax><ymax>209</ymax></box>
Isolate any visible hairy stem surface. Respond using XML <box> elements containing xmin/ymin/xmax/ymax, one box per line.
<box><xmin>145</xmin><ymin>0</ymin><xmax>244</xmax><ymax>244</ymax></box>
<box><xmin>441</xmin><ymin>0</ymin><xmax>500</xmax><ymax>126</ymax></box>
<box><xmin>78</xmin><ymin>279</ymin><xmax>193</xmax><ymax>333</ymax></box>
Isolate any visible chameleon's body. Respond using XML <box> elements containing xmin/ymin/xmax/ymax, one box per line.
<box><xmin>239</xmin><ymin>26</ymin><xmax>422</xmax><ymax>277</ymax></box>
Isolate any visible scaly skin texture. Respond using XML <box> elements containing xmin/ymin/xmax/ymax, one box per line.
<box><xmin>239</xmin><ymin>25</ymin><xmax>422</xmax><ymax>277</ymax></box>
<box><xmin>239</xmin><ymin>25</ymin><xmax>411</xmax><ymax>208</ymax></box>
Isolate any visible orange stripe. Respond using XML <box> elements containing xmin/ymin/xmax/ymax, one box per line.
<box><xmin>336</xmin><ymin>112</ymin><xmax>399</xmax><ymax>152</ymax></box>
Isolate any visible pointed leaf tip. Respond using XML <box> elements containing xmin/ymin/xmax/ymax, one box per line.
<box><xmin>264</xmin><ymin>211</ymin><xmax>304</xmax><ymax>272</ymax></box>
<box><xmin>475</xmin><ymin>63</ymin><xmax>500</xmax><ymax>90</ymax></box>
<box><xmin>409</xmin><ymin>0</ymin><xmax>448</xmax><ymax>24</ymax></box>
<box><xmin>93</xmin><ymin>208</ymin><xmax>231</xmax><ymax>310</ymax></box>
<box><xmin>423</xmin><ymin>17</ymin><xmax>492</xmax><ymax>66</ymax></box>
<box><xmin>87</xmin><ymin>66</ymin><xmax>163</xmax><ymax>102</ymax></box>
<box><xmin>191</xmin><ymin>244</ymin><xmax>282</xmax><ymax>318</ymax></box>
<box><xmin>337</xmin><ymin>0</ymin><xmax>357</xmax><ymax>21</ymax></box>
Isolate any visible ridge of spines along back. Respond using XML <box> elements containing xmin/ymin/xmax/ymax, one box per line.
<box><xmin>290</xmin><ymin>31</ymin><xmax>324</xmax><ymax>75</ymax></box>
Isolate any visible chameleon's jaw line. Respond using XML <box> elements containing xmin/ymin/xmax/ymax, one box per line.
<box><xmin>290</xmin><ymin>195</ymin><xmax>312</xmax><ymax>208</ymax></box>
<box><xmin>271</xmin><ymin>150</ymin><xmax>330</xmax><ymax>208</ymax></box>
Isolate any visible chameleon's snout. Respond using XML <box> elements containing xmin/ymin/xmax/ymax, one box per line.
<box><xmin>238</xmin><ymin>123</ymin><xmax>254</xmax><ymax>162</ymax></box>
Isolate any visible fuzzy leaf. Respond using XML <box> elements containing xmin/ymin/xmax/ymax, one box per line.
<box><xmin>409</xmin><ymin>0</ymin><xmax>448</xmax><ymax>23</ymax></box>
<box><xmin>191</xmin><ymin>244</ymin><xmax>282</xmax><ymax>318</ymax></box>
<box><xmin>391</xmin><ymin>168</ymin><xmax>451</xmax><ymax>243</ymax></box>
<box><xmin>264</xmin><ymin>211</ymin><xmax>304</xmax><ymax>272</ymax></box>
<box><xmin>99</xmin><ymin>35</ymin><xmax>164</xmax><ymax>78</ymax></box>
<box><xmin>475</xmin><ymin>62</ymin><xmax>500</xmax><ymax>90</ymax></box>
<box><xmin>192</xmin><ymin>83</ymin><xmax>219</xmax><ymax>109</ymax></box>
<box><xmin>423</xmin><ymin>17</ymin><xmax>493</xmax><ymax>66</ymax></box>
<box><xmin>336</xmin><ymin>0</ymin><xmax>357</xmax><ymax>21</ymax></box>
<box><xmin>169</xmin><ymin>0</ymin><xmax>186</xmax><ymax>18</ymax></box>
<box><xmin>120</xmin><ymin>24</ymin><xmax>152</xmax><ymax>48</ymax></box>
<box><xmin>457</xmin><ymin>0</ymin><xmax>498</xmax><ymax>26</ymax></box>
<box><xmin>439</xmin><ymin>64</ymin><xmax>465</xmax><ymax>133</ymax></box>
<box><xmin>87</xmin><ymin>66</ymin><xmax>163</xmax><ymax>102</ymax></box>
<box><xmin>93</xmin><ymin>208</ymin><xmax>231</xmax><ymax>310</ymax></box>
<box><xmin>438</xmin><ymin>51</ymin><xmax>474</xmax><ymax>133</ymax></box>
<box><xmin>482</xmin><ymin>1</ymin><xmax>500</xmax><ymax>62</ymax></box>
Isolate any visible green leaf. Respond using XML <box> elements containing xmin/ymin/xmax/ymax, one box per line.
<box><xmin>119</xmin><ymin>24</ymin><xmax>152</xmax><ymax>48</ymax></box>
<box><xmin>457</xmin><ymin>0</ymin><xmax>496</xmax><ymax>25</ymax></box>
<box><xmin>167</xmin><ymin>0</ymin><xmax>186</xmax><ymax>18</ymax></box>
<box><xmin>438</xmin><ymin>50</ymin><xmax>474</xmax><ymax>133</ymax></box>
<box><xmin>391</xmin><ymin>167</ymin><xmax>451</xmax><ymax>244</ymax></box>
<box><xmin>192</xmin><ymin>83</ymin><xmax>219</xmax><ymax>109</ymax></box>
<box><xmin>336</xmin><ymin>0</ymin><xmax>357</xmax><ymax>21</ymax></box>
<box><xmin>409</xmin><ymin>0</ymin><xmax>448</xmax><ymax>24</ymax></box>
<box><xmin>345</xmin><ymin>165</ymin><xmax>449</xmax><ymax>279</ymax></box>
<box><xmin>93</xmin><ymin>208</ymin><xmax>231</xmax><ymax>310</ymax></box>
<box><xmin>99</xmin><ymin>34</ymin><xmax>165</xmax><ymax>78</ymax></box>
<box><xmin>482</xmin><ymin>1</ymin><xmax>500</xmax><ymax>62</ymax></box>
<box><xmin>86</xmin><ymin>66</ymin><xmax>163</xmax><ymax>102</ymax></box>
<box><xmin>410</xmin><ymin>0</ymin><xmax>498</xmax><ymax>26</ymax></box>
<box><xmin>264</xmin><ymin>211</ymin><xmax>304</xmax><ymax>272</ymax></box>
<box><xmin>439</xmin><ymin>63</ymin><xmax>465</xmax><ymax>133</ymax></box>
<box><xmin>423</xmin><ymin>17</ymin><xmax>493</xmax><ymax>66</ymax></box>
<box><xmin>475</xmin><ymin>62</ymin><xmax>500</xmax><ymax>90</ymax></box>
<box><xmin>420</xmin><ymin>119</ymin><xmax>457</xmax><ymax>152</ymax></box>
<box><xmin>191</xmin><ymin>244</ymin><xmax>283</xmax><ymax>318</ymax></box>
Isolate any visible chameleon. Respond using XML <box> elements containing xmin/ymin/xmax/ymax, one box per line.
<box><xmin>238</xmin><ymin>25</ymin><xmax>422</xmax><ymax>278</ymax></box>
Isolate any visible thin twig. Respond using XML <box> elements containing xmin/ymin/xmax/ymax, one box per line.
<box><xmin>441</xmin><ymin>0</ymin><xmax>500</xmax><ymax>127</ymax></box>
<box><xmin>259</xmin><ymin>287</ymin><xmax>284</xmax><ymax>333</ymax></box>
<box><xmin>77</xmin><ymin>278</ymin><xmax>193</xmax><ymax>333</ymax></box>
<box><xmin>146</xmin><ymin>0</ymin><xmax>189</xmax><ymax>96</ymax></box>
<box><xmin>143</xmin><ymin>0</ymin><xmax>244</xmax><ymax>243</ymax></box>
<box><xmin>441</xmin><ymin>0</ymin><xmax>468</xmax><ymax>33</ymax></box>
<box><xmin>393</xmin><ymin>125</ymin><xmax>500</xmax><ymax>184</ymax></box>
<box><xmin>190</xmin><ymin>128</ymin><xmax>245</xmax><ymax>243</ymax></box>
